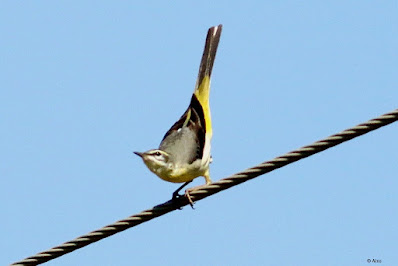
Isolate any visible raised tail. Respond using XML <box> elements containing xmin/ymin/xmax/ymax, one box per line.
<box><xmin>194</xmin><ymin>25</ymin><xmax>222</xmax><ymax>101</ymax></box>
<box><xmin>160</xmin><ymin>25</ymin><xmax>222</xmax><ymax>148</ymax></box>
<box><xmin>192</xmin><ymin>24</ymin><xmax>222</xmax><ymax>139</ymax></box>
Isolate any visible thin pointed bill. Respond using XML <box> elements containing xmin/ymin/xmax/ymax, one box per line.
<box><xmin>133</xmin><ymin>151</ymin><xmax>143</xmax><ymax>158</ymax></box>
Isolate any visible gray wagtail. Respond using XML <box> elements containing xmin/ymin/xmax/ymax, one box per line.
<box><xmin>135</xmin><ymin>25</ymin><xmax>222</xmax><ymax>206</ymax></box>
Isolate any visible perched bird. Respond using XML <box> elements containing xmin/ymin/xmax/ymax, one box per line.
<box><xmin>134</xmin><ymin>25</ymin><xmax>222</xmax><ymax>206</ymax></box>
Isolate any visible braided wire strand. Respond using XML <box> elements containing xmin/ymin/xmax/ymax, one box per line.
<box><xmin>12</xmin><ymin>109</ymin><xmax>398</xmax><ymax>265</ymax></box>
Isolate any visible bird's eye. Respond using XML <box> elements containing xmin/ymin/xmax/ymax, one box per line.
<box><xmin>154</xmin><ymin>152</ymin><xmax>161</xmax><ymax>156</ymax></box>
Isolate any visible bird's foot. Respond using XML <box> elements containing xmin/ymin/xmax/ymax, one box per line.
<box><xmin>185</xmin><ymin>189</ymin><xmax>195</xmax><ymax>209</ymax></box>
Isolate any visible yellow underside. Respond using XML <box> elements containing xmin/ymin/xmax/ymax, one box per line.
<box><xmin>154</xmin><ymin>163</ymin><xmax>210</xmax><ymax>184</ymax></box>
<box><xmin>194</xmin><ymin>75</ymin><xmax>212</xmax><ymax>138</ymax></box>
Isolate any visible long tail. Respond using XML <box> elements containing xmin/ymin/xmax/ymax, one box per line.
<box><xmin>160</xmin><ymin>25</ymin><xmax>222</xmax><ymax>154</ymax></box>
<box><xmin>192</xmin><ymin>24</ymin><xmax>222</xmax><ymax>138</ymax></box>
<box><xmin>195</xmin><ymin>25</ymin><xmax>223</xmax><ymax>94</ymax></box>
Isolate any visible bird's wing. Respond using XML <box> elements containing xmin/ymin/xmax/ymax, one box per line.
<box><xmin>159</xmin><ymin>97</ymin><xmax>205</xmax><ymax>164</ymax></box>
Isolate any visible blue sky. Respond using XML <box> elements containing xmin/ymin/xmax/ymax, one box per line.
<box><xmin>1</xmin><ymin>1</ymin><xmax>397</xmax><ymax>265</ymax></box>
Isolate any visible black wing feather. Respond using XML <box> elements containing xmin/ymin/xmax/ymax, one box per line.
<box><xmin>160</xmin><ymin>95</ymin><xmax>205</xmax><ymax>163</ymax></box>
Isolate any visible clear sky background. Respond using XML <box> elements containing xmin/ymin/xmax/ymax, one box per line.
<box><xmin>1</xmin><ymin>1</ymin><xmax>397</xmax><ymax>266</ymax></box>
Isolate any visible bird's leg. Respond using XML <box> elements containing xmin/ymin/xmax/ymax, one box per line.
<box><xmin>172</xmin><ymin>181</ymin><xmax>192</xmax><ymax>199</ymax></box>
<box><xmin>185</xmin><ymin>172</ymin><xmax>212</xmax><ymax>208</ymax></box>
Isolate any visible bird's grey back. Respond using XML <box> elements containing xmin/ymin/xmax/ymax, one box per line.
<box><xmin>159</xmin><ymin>126</ymin><xmax>199</xmax><ymax>165</ymax></box>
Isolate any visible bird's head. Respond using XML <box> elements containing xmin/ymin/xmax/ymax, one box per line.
<box><xmin>134</xmin><ymin>149</ymin><xmax>170</xmax><ymax>174</ymax></box>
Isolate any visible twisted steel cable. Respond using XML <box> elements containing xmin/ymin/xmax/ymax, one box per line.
<box><xmin>12</xmin><ymin>109</ymin><xmax>398</xmax><ymax>265</ymax></box>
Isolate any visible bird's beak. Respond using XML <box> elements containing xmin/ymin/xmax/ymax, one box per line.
<box><xmin>133</xmin><ymin>151</ymin><xmax>143</xmax><ymax>158</ymax></box>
